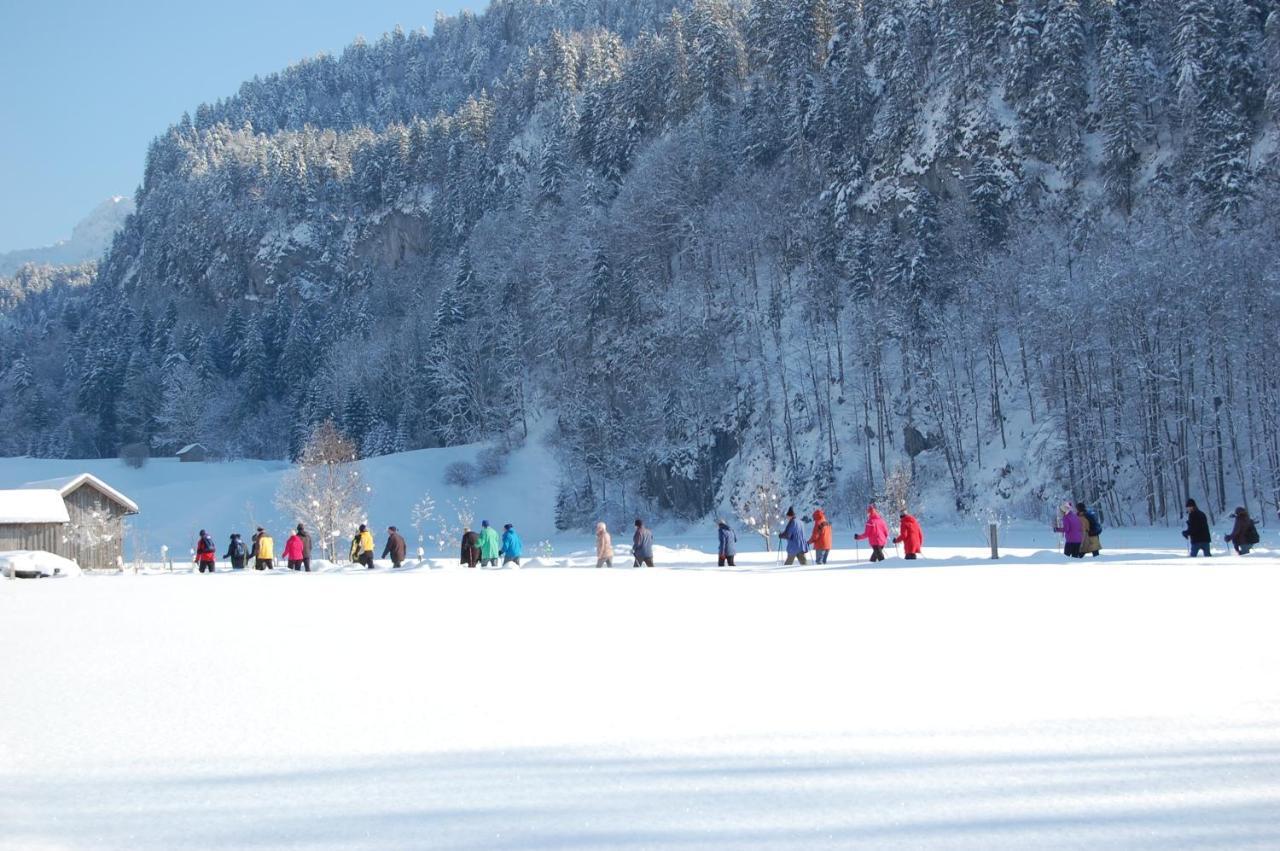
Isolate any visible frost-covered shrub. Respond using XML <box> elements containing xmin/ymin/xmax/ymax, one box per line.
<box><xmin>444</xmin><ymin>461</ymin><xmax>478</xmax><ymax>487</ymax></box>
<box><xmin>119</xmin><ymin>442</ymin><xmax>149</xmax><ymax>469</ymax></box>
<box><xmin>476</xmin><ymin>446</ymin><xmax>508</xmax><ymax>478</ymax></box>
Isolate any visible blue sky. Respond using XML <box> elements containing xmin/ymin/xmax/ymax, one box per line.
<box><xmin>0</xmin><ymin>0</ymin><xmax>474</xmax><ymax>253</ymax></box>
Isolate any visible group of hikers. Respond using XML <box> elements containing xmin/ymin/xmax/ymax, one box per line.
<box><xmin>188</xmin><ymin>496</ymin><xmax>1263</xmax><ymax>572</ymax></box>
<box><xmin>1053</xmin><ymin>497</ymin><xmax>1262</xmax><ymax>558</ymax></box>
<box><xmin>193</xmin><ymin>520</ymin><xmax>524</xmax><ymax>572</ymax></box>
<box><xmin>707</xmin><ymin>505</ymin><xmax>924</xmax><ymax>568</ymax></box>
<box><xmin>1182</xmin><ymin>499</ymin><xmax>1260</xmax><ymax>557</ymax></box>
<box><xmin>192</xmin><ymin>508</ymin><xmax>924</xmax><ymax>573</ymax></box>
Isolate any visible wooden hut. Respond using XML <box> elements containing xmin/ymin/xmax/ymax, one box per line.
<box><xmin>0</xmin><ymin>474</ymin><xmax>139</xmax><ymax>570</ymax></box>
<box><xmin>177</xmin><ymin>444</ymin><xmax>208</xmax><ymax>463</ymax></box>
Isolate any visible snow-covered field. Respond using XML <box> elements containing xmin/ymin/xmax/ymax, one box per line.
<box><xmin>3</xmin><ymin>539</ymin><xmax>1279</xmax><ymax>849</ymax></box>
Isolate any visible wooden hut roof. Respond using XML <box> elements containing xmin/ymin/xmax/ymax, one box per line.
<box><xmin>20</xmin><ymin>473</ymin><xmax>140</xmax><ymax>514</ymax></box>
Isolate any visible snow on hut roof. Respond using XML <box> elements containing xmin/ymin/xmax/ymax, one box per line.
<box><xmin>177</xmin><ymin>444</ymin><xmax>205</xmax><ymax>454</ymax></box>
<box><xmin>0</xmin><ymin>489</ymin><xmax>71</xmax><ymax>524</ymax></box>
<box><xmin>20</xmin><ymin>473</ymin><xmax>140</xmax><ymax>514</ymax></box>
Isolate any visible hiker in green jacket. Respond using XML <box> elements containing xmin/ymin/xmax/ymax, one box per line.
<box><xmin>478</xmin><ymin>519</ymin><xmax>501</xmax><ymax>567</ymax></box>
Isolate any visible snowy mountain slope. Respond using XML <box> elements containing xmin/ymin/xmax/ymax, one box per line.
<box><xmin>2</xmin><ymin>0</ymin><xmax>1279</xmax><ymax>533</ymax></box>
<box><xmin>0</xmin><ymin>195</ymin><xmax>132</xmax><ymax>276</ymax></box>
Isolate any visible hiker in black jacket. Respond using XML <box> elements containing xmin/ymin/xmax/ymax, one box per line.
<box><xmin>1182</xmin><ymin>498</ymin><xmax>1211</xmax><ymax>557</ymax></box>
<box><xmin>223</xmin><ymin>533</ymin><xmax>248</xmax><ymax>570</ymax></box>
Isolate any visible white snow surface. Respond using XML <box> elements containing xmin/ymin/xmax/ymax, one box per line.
<box><xmin>0</xmin><ymin>489</ymin><xmax>69</xmax><ymax>523</ymax></box>
<box><xmin>2</xmin><ymin>536</ymin><xmax>1279</xmax><ymax>849</ymax></box>
<box><xmin>0</xmin><ymin>549</ymin><xmax>81</xmax><ymax>578</ymax></box>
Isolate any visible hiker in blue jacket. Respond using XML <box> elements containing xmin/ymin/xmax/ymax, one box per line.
<box><xmin>500</xmin><ymin>523</ymin><xmax>523</xmax><ymax>566</ymax></box>
<box><xmin>778</xmin><ymin>507</ymin><xmax>808</xmax><ymax>566</ymax></box>
<box><xmin>717</xmin><ymin>519</ymin><xmax>737</xmax><ymax>567</ymax></box>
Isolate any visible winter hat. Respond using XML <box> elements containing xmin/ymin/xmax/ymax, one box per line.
<box><xmin>388</xmin><ymin>526</ymin><xmax>397</xmax><ymax>532</ymax></box>
<box><xmin>359</xmin><ymin>524</ymin><xmax>367</xmax><ymax>532</ymax></box>
<box><xmin>482</xmin><ymin>520</ymin><xmax>490</xmax><ymax>527</ymax></box>
<box><xmin>635</xmin><ymin>518</ymin><xmax>643</xmax><ymax>528</ymax></box>
<box><xmin>199</xmin><ymin>529</ymin><xmax>206</xmax><ymax>536</ymax></box>
<box><xmin>297</xmin><ymin>523</ymin><xmax>305</xmax><ymax>532</ymax></box>
<box><xmin>786</xmin><ymin>507</ymin><xmax>795</xmax><ymax>518</ymax></box>
<box><xmin>256</xmin><ymin>527</ymin><xmax>264</xmax><ymax>533</ymax></box>
<box><xmin>503</xmin><ymin>524</ymin><xmax>512</xmax><ymax>530</ymax></box>
<box><xmin>1186</xmin><ymin>498</ymin><xmax>1198</xmax><ymax>509</ymax></box>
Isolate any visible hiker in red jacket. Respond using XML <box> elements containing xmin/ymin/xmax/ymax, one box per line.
<box><xmin>854</xmin><ymin>506</ymin><xmax>890</xmax><ymax>562</ymax></box>
<box><xmin>195</xmin><ymin>530</ymin><xmax>217</xmax><ymax>574</ymax></box>
<box><xmin>894</xmin><ymin>513</ymin><xmax>923</xmax><ymax>560</ymax></box>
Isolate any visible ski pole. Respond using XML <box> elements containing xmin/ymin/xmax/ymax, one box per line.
<box><xmin>854</xmin><ymin>537</ymin><xmax>861</xmax><ymax>562</ymax></box>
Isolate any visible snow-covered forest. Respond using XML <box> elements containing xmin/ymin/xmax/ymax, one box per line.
<box><xmin>2</xmin><ymin>0</ymin><xmax>1279</xmax><ymax>528</ymax></box>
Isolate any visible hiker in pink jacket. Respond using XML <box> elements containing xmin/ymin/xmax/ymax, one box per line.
<box><xmin>854</xmin><ymin>506</ymin><xmax>891</xmax><ymax>562</ymax></box>
<box><xmin>283</xmin><ymin>531</ymin><xmax>307</xmax><ymax>571</ymax></box>
<box><xmin>1054</xmin><ymin>503</ymin><xmax>1084</xmax><ymax>559</ymax></box>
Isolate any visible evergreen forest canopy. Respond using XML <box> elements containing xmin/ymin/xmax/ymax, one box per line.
<box><xmin>2</xmin><ymin>0</ymin><xmax>1280</xmax><ymax>528</ymax></box>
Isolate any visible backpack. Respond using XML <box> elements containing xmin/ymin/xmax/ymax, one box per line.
<box><xmin>1086</xmin><ymin>511</ymin><xmax>1102</xmax><ymax>536</ymax></box>
<box><xmin>232</xmin><ymin>540</ymin><xmax>247</xmax><ymax>558</ymax></box>
<box><xmin>1246</xmin><ymin>521</ymin><xmax>1261</xmax><ymax>545</ymax></box>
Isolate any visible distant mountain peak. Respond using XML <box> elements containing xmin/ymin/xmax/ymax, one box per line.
<box><xmin>0</xmin><ymin>196</ymin><xmax>134</xmax><ymax>276</ymax></box>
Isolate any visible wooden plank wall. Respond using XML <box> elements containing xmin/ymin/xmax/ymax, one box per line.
<box><xmin>62</xmin><ymin>483</ymin><xmax>128</xmax><ymax>569</ymax></box>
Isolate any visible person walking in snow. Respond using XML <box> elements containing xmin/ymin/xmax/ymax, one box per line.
<box><xmin>595</xmin><ymin>522</ymin><xmax>614</xmax><ymax>568</ymax></box>
<box><xmin>778</xmin><ymin>507</ymin><xmax>808</xmax><ymax>566</ymax></box>
<box><xmin>1183</xmin><ymin>498</ymin><xmax>1212</xmax><ymax>557</ymax></box>
<box><xmin>717</xmin><ymin>518</ymin><xmax>737</xmax><ymax>567</ymax></box>
<box><xmin>854</xmin><ymin>506</ymin><xmax>890</xmax><ymax>562</ymax></box>
<box><xmin>460</xmin><ymin>527</ymin><xmax>481</xmax><ymax>568</ymax></box>
<box><xmin>894</xmin><ymin>512</ymin><xmax>923</xmax><ymax>560</ymax></box>
<box><xmin>632</xmin><ymin>519</ymin><xmax>655</xmax><ymax>567</ymax></box>
<box><xmin>254</xmin><ymin>527</ymin><xmax>274</xmax><ymax>570</ymax></box>
<box><xmin>295</xmin><ymin>523</ymin><xmax>312</xmax><ymax>572</ymax></box>
<box><xmin>1225</xmin><ymin>507</ymin><xmax>1259</xmax><ymax>555</ymax></box>
<box><xmin>1078</xmin><ymin>503</ymin><xmax>1102</xmax><ymax>557</ymax></box>
<box><xmin>283</xmin><ymin>529</ymin><xmax>306</xmax><ymax>571</ymax></box>
<box><xmin>478</xmin><ymin>520</ymin><xmax>501</xmax><ymax>567</ymax></box>
<box><xmin>195</xmin><ymin>530</ymin><xmax>217</xmax><ymax>573</ymax></box>
<box><xmin>381</xmin><ymin>526</ymin><xmax>407</xmax><ymax>568</ymax></box>
<box><xmin>1054</xmin><ymin>502</ymin><xmax>1084</xmax><ymax>558</ymax></box>
<box><xmin>500</xmin><ymin>524</ymin><xmax>523</xmax><ymax>567</ymax></box>
<box><xmin>352</xmin><ymin>524</ymin><xmax>376</xmax><ymax>569</ymax></box>
<box><xmin>807</xmin><ymin>509</ymin><xmax>833</xmax><ymax>565</ymax></box>
<box><xmin>223</xmin><ymin>533</ymin><xmax>248</xmax><ymax>571</ymax></box>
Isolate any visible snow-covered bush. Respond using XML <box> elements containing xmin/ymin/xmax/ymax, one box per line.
<box><xmin>476</xmin><ymin>446</ymin><xmax>508</xmax><ymax>478</ymax></box>
<box><xmin>444</xmin><ymin>461</ymin><xmax>478</xmax><ymax>487</ymax></box>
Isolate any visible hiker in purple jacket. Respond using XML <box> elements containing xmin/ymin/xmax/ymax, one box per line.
<box><xmin>1055</xmin><ymin>502</ymin><xmax>1085</xmax><ymax>558</ymax></box>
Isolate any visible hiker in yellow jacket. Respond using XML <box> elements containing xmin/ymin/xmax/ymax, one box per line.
<box><xmin>254</xmin><ymin>527</ymin><xmax>275</xmax><ymax>571</ymax></box>
<box><xmin>352</xmin><ymin>523</ymin><xmax>376</xmax><ymax>569</ymax></box>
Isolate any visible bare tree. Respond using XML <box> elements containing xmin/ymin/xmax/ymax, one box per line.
<box><xmin>879</xmin><ymin>464</ymin><xmax>914</xmax><ymax>518</ymax></box>
<box><xmin>410</xmin><ymin>492</ymin><xmax>437</xmax><ymax>555</ymax></box>
<box><xmin>276</xmin><ymin>421</ymin><xmax>369</xmax><ymax>562</ymax></box>
<box><xmin>730</xmin><ymin>464</ymin><xmax>787</xmax><ymax>552</ymax></box>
